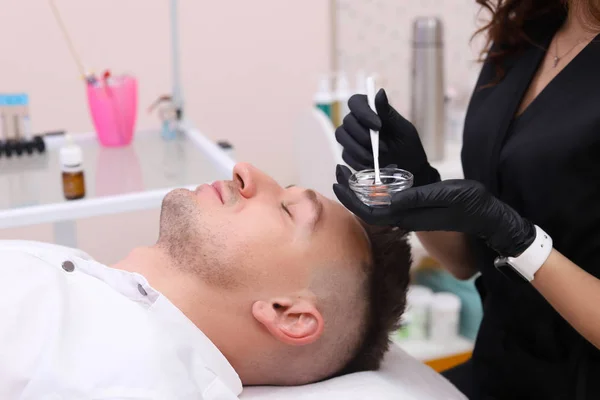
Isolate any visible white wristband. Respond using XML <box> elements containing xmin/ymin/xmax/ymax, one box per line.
<box><xmin>506</xmin><ymin>225</ymin><xmax>553</xmax><ymax>281</ymax></box>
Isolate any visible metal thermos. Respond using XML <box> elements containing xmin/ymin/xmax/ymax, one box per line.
<box><xmin>410</xmin><ymin>17</ymin><xmax>445</xmax><ymax>161</ymax></box>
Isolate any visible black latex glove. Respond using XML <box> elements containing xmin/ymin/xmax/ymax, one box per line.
<box><xmin>335</xmin><ymin>88</ymin><xmax>440</xmax><ymax>187</ymax></box>
<box><xmin>334</xmin><ymin>165</ymin><xmax>535</xmax><ymax>257</ymax></box>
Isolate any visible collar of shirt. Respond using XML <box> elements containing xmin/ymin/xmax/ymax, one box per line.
<box><xmin>148</xmin><ymin>291</ymin><xmax>243</xmax><ymax>395</ymax></box>
<box><xmin>0</xmin><ymin>240</ymin><xmax>243</xmax><ymax>397</ymax></box>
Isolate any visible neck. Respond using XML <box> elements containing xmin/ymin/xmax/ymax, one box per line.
<box><xmin>112</xmin><ymin>246</ymin><xmax>269</xmax><ymax>384</ymax></box>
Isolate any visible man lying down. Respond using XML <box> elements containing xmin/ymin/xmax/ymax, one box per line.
<box><xmin>3</xmin><ymin>162</ymin><xmax>419</xmax><ymax>399</ymax></box>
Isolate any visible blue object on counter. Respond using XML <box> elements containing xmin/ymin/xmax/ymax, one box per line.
<box><xmin>0</xmin><ymin>93</ymin><xmax>29</xmax><ymax>106</ymax></box>
<box><xmin>161</xmin><ymin>120</ymin><xmax>177</xmax><ymax>140</ymax></box>
<box><xmin>413</xmin><ymin>267</ymin><xmax>483</xmax><ymax>340</ymax></box>
<box><xmin>316</xmin><ymin>103</ymin><xmax>332</xmax><ymax>119</ymax></box>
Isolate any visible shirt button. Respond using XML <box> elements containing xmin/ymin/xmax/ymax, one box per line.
<box><xmin>62</xmin><ymin>260</ymin><xmax>75</xmax><ymax>272</ymax></box>
<box><xmin>137</xmin><ymin>283</ymin><xmax>148</xmax><ymax>296</ymax></box>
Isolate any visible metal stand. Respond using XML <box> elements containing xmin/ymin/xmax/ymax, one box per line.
<box><xmin>171</xmin><ymin>0</ymin><xmax>184</xmax><ymax>120</ymax></box>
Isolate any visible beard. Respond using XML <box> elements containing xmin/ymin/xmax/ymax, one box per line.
<box><xmin>157</xmin><ymin>188</ymin><xmax>244</xmax><ymax>290</ymax></box>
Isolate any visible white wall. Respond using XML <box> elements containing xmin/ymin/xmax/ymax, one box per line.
<box><xmin>335</xmin><ymin>0</ymin><xmax>486</xmax><ymax>115</ymax></box>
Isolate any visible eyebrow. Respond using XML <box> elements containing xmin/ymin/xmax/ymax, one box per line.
<box><xmin>303</xmin><ymin>189</ymin><xmax>323</xmax><ymax>231</ymax></box>
<box><xmin>284</xmin><ymin>185</ymin><xmax>323</xmax><ymax>231</ymax></box>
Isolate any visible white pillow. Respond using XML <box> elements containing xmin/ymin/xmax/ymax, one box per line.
<box><xmin>240</xmin><ymin>343</ymin><xmax>466</xmax><ymax>400</ymax></box>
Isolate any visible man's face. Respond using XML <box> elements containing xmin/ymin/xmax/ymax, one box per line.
<box><xmin>158</xmin><ymin>162</ymin><xmax>371</xmax><ymax>295</ymax></box>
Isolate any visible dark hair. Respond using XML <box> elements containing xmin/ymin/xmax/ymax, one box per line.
<box><xmin>337</xmin><ymin>224</ymin><xmax>412</xmax><ymax>374</ymax></box>
<box><xmin>474</xmin><ymin>0</ymin><xmax>600</xmax><ymax>84</ymax></box>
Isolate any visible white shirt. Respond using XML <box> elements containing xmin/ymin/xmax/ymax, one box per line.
<box><xmin>0</xmin><ymin>240</ymin><xmax>242</xmax><ymax>400</ymax></box>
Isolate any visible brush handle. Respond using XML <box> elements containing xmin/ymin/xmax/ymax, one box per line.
<box><xmin>366</xmin><ymin>76</ymin><xmax>381</xmax><ymax>184</ymax></box>
<box><xmin>49</xmin><ymin>0</ymin><xmax>86</xmax><ymax>79</ymax></box>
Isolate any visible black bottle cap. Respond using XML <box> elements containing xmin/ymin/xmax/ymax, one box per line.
<box><xmin>33</xmin><ymin>136</ymin><xmax>46</xmax><ymax>153</ymax></box>
<box><xmin>4</xmin><ymin>140</ymin><xmax>14</xmax><ymax>157</ymax></box>
<box><xmin>24</xmin><ymin>140</ymin><xmax>34</xmax><ymax>155</ymax></box>
<box><xmin>217</xmin><ymin>140</ymin><xmax>233</xmax><ymax>150</ymax></box>
<box><xmin>13</xmin><ymin>140</ymin><xmax>24</xmax><ymax>156</ymax></box>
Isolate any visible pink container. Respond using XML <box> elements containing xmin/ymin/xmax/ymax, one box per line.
<box><xmin>86</xmin><ymin>75</ymin><xmax>138</xmax><ymax>147</ymax></box>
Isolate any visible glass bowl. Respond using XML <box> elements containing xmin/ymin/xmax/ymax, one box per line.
<box><xmin>348</xmin><ymin>168</ymin><xmax>414</xmax><ymax>207</ymax></box>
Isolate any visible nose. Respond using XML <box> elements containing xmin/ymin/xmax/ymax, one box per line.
<box><xmin>233</xmin><ymin>162</ymin><xmax>282</xmax><ymax>199</ymax></box>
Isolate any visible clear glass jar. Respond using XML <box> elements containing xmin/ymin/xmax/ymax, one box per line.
<box><xmin>349</xmin><ymin>168</ymin><xmax>413</xmax><ymax>207</ymax></box>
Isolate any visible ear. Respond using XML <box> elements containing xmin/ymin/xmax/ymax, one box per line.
<box><xmin>252</xmin><ymin>295</ymin><xmax>324</xmax><ymax>346</ymax></box>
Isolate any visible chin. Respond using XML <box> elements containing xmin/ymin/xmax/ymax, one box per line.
<box><xmin>163</xmin><ymin>188</ymin><xmax>192</xmax><ymax>203</ymax></box>
<box><xmin>159</xmin><ymin>190</ymin><xmax>199</xmax><ymax>237</ymax></box>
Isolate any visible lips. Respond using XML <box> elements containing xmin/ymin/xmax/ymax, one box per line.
<box><xmin>211</xmin><ymin>181</ymin><xmax>224</xmax><ymax>204</ymax></box>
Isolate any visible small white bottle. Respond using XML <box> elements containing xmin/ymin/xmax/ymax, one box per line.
<box><xmin>430</xmin><ymin>292</ymin><xmax>461</xmax><ymax>343</ymax></box>
<box><xmin>406</xmin><ymin>285</ymin><xmax>434</xmax><ymax>340</ymax></box>
<box><xmin>332</xmin><ymin>71</ymin><xmax>351</xmax><ymax>127</ymax></box>
<box><xmin>395</xmin><ymin>312</ymin><xmax>413</xmax><ymax>340</ymax></box>
<box><xmin>445</xmin><ymin>86</ymin><xmax>468</xmax><ymax>143</ymax></box>
<box><xmin>0</xmin><ymin>113</ymin><xmax>5</xmax><ymax>142</ymax></box>
<box><xmin>22</xmin><ymin>113</ymin><xmax>32</xmax><ymax>141</ymax></box>
<box><xmin>355</xmin><ymin>70</ymin><xmax>367</xmax><ymax>94</ymax></box>
<box><xmin>396</xmin><ymin>285</ymin><xmax>434</xmax><ymax>340</ymax></box>
<box><xmin>60</xmin><ymin>134</ymin><xmax>86</xmax><ymax>200</ymax></box>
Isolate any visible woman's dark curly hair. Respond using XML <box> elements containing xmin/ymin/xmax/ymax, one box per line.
<box><xmin>475</xmin><ymin>0</ymin><xmax>600</xmax><ymax>83</ymax></box>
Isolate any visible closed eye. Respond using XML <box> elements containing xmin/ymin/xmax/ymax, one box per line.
<box><xmin>282</xmin><ymin>202</ymin><xmax>292</xmax><ymax>217</ymax></box>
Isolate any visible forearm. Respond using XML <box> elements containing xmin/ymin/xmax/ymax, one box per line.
<box><xmin>416</xmin><ymin>231</ymin><xmax>478</xmax><ymax>280</ymax></box>
<box><xmin>533</xmin><ymin>249</ymin><xmax>600</xmax><ymax>349</ymax></box>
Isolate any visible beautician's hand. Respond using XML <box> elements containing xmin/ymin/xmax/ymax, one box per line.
<box><xmin>335</xmin><ymin>88</ymin><xmax>440</xmax><ymax>187</ymax></box>
<box><xmin>334</xmin><ymin>165</ymin><xmax>535</xmax><ymax>257</ymax></box>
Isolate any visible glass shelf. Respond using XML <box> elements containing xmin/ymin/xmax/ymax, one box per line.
<box><xmin>0</xmin><ymin>130</ymin><xmax>230</xmax><ymax>211</ymax></box>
